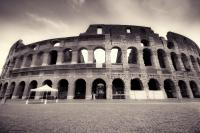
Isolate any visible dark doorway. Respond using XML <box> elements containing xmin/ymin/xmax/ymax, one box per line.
<box><xmin>141</xmin><ymin>39</ymin><xmax>150</xmax><ymax>46</ymax></box>
<box><xmin>127</xmin><ymin>47</ymin><xmax>137</xmax><ymax>64</ymax></box>
<box><xmin>58</xmin><ymin>79</ymin><xmax>68</xmax><ymax>99</ymax></box>
<box><xmin>148</xmin><ymin>79</ymin><xmax>160</xmax><ymax>90</ymax></box>
<box><xmin>49</xmin><ymin>50</ymin><xmax>57</xmax><ymax>65</ymax></box>
<box><xmin>171</xmin><ymin>52</ymin><xmax>181</xmax><ymax>71</ymax></box>
<box><xmin>190</xmin><ymin>81</ymin><xmax>200</xmax><ymax>98</ymax></box>
<box><xmin>164</xmin><ymin>79</ymin><xmax>177</xmax><ymax>98</ymax></box>
<box><xmin>8</xmin><ymin>82</ymin><xmax>15</xmax><ymax>99</ymax></box>
<box><xmin>143</xmin><ymin>48</ymin><xmax>152</xmax><ymax>66</ymax></box>
<box><xmin>16</xmin><ymin>81</ymin><xmax>25</xmax><ymax>99</ymax></box>
<box><xmin>178</xmin><ymin>80</ymin><xmax>189</xmax><ymax>98</ymax></box>
<box><xmin>157</xmin><ymin>49</ymin><xmax>167</xmax><ymax>68</ymax></box>
<box><xmin>74</xmin><ymin>79</ymin><xmax>86</xmax><ymax>99</ymax></box>
<box><xmin>92</xmin><ymin>78</ymin><xmax>106</xmax><ymax>99</ymax></box>
<box><xmin>112</xmin><ymin>78</ymin><xmax>125</xmax><ymax>99</ymax></box>
<box><xmin>42</xmin><ymin>80</ymin><xmax>52</xmax><ymax>99</ymax></box>
<box><xmin>63</xmin><ymin>49</ymin><xmax>72</xmax><ymax>63</ymax></box>
<box><xmin>131</xmin><ymin>78</ymin><xmax>143</xmax><ymax>90</ymax></box>
<box><xmin>28</xmin><ymin>80</ymin><xmax>37</xmax><ymax>99</ymax></box>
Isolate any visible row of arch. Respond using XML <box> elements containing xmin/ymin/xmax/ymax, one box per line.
<box><xmin>11</xmin><ymin>47</ymin><xmax>200</xmax><ymax>72</ymax></box>
<box><xmin>0</xmin><ymin>78</ymin><xmax>199</xmax><ymax>99</ymax></box>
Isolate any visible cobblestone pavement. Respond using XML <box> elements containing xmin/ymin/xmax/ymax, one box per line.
<box><xmin>0</xmin><ymin>100</ymin><xmax>200</xmax><ymax>133</ymax></box>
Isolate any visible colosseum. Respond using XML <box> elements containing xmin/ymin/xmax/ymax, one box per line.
<box><xmin>0</xmin><ymin>24</ymin><xmax>200</xmax><ymax>100</ymax></box>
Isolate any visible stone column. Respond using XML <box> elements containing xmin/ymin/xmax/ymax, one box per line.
<box><xmin>106</xmin><ymin>79</ymin><xmax>112</xmax><ymax>99</ymax></box>
<box><xmin>122</xmin><ymin>49</ymin><xmax>128</xmax><ymax>68</ymax></box>
<box><xmin>51</xmin><ymin>82</ymin><xmax>58</xmax><ymax>98</ymax></box>
<box><xmin>86</xmin><ymin>80</ymin><xmax>92</xmax><ymax>100</ymax></box>
<box><xmin>174</xmin><ymin>81</ymin><xmax>182</xmax><ymax>99</ymax></box>
<box><xmin>31</xmin><ymin>54</ymin><xmax>37</xmax><ymax>67</ymax></box>
<box><xmin>67</xmin><ymin>80</ymin><xmax>74</xmax><ymax>99</ymax></box>
<box><xmin>124</xmin><ymin>79</ymin><xmax>130</xmax><ymax>99</ymax></box>
<box><xmin>138</xmin><ymin>49</ymin><xmax>145</xmax><ymax>70</ymax></box>
<box><xmin>105</xmin><ymin>49</ymin><xmax>111</xmax><ymax>67</ymax></box>
<box><xmin>177</xmin><ymin>54</ymin><xmax>185</xmax><ymax>71</ymax></box>
<box><xmin>42</xmin><ymin>52</ymin><xmax>49</xmax><ymax>66</ymax></box>
<box><xmin>166</xmin><ymin>52</ymin><xmax>175</xmax><ymax>71</ymax></box>
<box><xmin>152</xmin><ymin>50</ymin><xmax>160</xmax><ymax>69</ymax></box>
<box><xmin>71</xmin><ymin>50</ymin><xmax>78</xmax><ymax>64</ymax></box>
<box><xmin>21</xmin><ymin>56</ymin><xmax>27</xmax><ymax>68</ymax></box>
<box><xmin>188</xmin><ymin>56</ymin><xmax>195</xmax><ymax>72</ymax></box>
<box><xmin>22</xmin><ymin>83</ymin><xmax>29</xmax><ymax>100</ymax></box>
<box><xmin>160</xmin><ymin>85</ymin><xmax>168</xmax><ymax>99</ymax></box>
<box><xmin>186</xmin><ymin>81</ymin><xmax>194</xmax><ymax>98</ymax></box>
<box><xmin>12</xmin><ymin>83</ymin><xmax>19</xmax><ymax>99</ymax></box>
<box><xmin>88</xmin><ymin>50</ymin><xmax>94</xmax><ymax>63</ymax></box>
<box><xmin>56</xmin><ymin>51</ymin><xmax>63</xmax><ymax>65</ymax></box>
<box><xmin>35</xmin><ymin>81</ymin><xmax>43</xmax><ymax>100</ymax></box>
<box><xmin>142</xmin><ymin>78</ymin><xmax>150</xmax><ymax>99</ymax></box>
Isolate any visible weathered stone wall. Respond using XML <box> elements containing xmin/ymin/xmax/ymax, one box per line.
<box><xmin>0</xmin><ymin>24</ymin><xmax>200</xmax><ymax>100</ymax></box>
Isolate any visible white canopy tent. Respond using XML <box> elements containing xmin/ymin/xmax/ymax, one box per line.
<box><xmin>26</xmin><ymin>85</ymin><xmax>58</xmax><ymax>104</ymax></box>
<box><xmin>30</xmin><ymin>85</ymin><xmax>58</xmax><ymax>92</ymax></box>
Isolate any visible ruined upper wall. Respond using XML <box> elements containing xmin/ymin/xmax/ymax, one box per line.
<box><xmin>81</xmin><ymin>24</ymin><xmax>160</xmax><ymax>41</ymax></box>
<box><xmin>167</xmin><ymin>32</ymin><xmax>200</xmax><ymax>55</ymax></box>
<box><xmin>9</xmin><ymin>24</ymin><xmax>200</xmax><ymax>57</ymax></box>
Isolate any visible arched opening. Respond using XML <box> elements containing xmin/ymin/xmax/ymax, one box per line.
<box><xmin>8</xmin><ymin>82</ymin><xmax>15</xmax><ymax>99</ymax></box>
<box><xmin>131</xmin><ymin>78</ymin><xmax>143</xmax><ymax>90</ymax></box>
<box><xmin>190</xmin><ymin>55</ymin><xmax>199</xmax><ymax>72</ymax></box>
<box><xmin>74</xmin><ymin>79</ymin><xmax>86</xmax><ymax>99</ymax></box>
<box><xmin>143</xmin><ymin>48</ymin><xmax>152</xmax><ymax>66</ymax></box>
<box><xmin>24</xmin><ymin>54</ymin><xmax>33</xmax><ymax>67</ymax></box>
<box><xmin>111</xmin><ymin>47</ymin><xmax>122</xmax><ymax>63</ymax></box>
<box><xmin>112</xmin><ymin>78</ymin><xmax>125</xmax><ymax>99</ymax></box>
<box><xmin>94</xmin><ymin>48</ymin><xmax>105</xmax><ymax>63</ymax></box>
<box><xmin>167</xmin><ymin>41</ymin><xmax>175</xmax><ymax>49</ymax></box>
<box><xmin>178</xmin><ymin>80</ymin><xmax>189</xmax><ymax>98</ymax></box>
<box><xmin>42</xmin><ymin>80</ymin><xmax>53</xmax><ymax>99</ymax></box>
<box><xmin>49</xmin><ymin>50</ymin><xmax>57</xmax><ymax>65</ymax></box>
<box><xmin>181</xmin><ymin>53</ymin><xmax>191</xmax><ymax>71</ymax></box>
<box><xmin>35</xmin><ymin>52</ymin><xmax>44</xmax><ymax>66</ymax></box>
<box><xmin>58</xmin><ymin>79</ymin><xmax>68</xmax><ymax>99</ymax></box>
<box><xmin>127</xmin><ymin>47</ymin><xmax>137</xmax><ymax>64</ymax></box>
<box><xmin>43</xmin><ymin>80</ymin><xmax>52</xmax><ymax>87</ymax></box>
<box><xmin>189</xmin><ymin>81</ymin><xmax>200</xmax><ymax>98</ymax></box>
<box><xmin>164</xmin><ymin>79</ymin><xmax>177</xmax><ymax>98</ymax></box>
<box><xmin>1</xmin><ymin>83</ymin><xmax>8</xmax><ymax>98</ymax></box>
<box><xmin>141</xmin><ymin>39</ymin><xmax>150</xmax><ymax>47</ymax></box>
<box><xmin>78</xmin><ymin>48</ymin><xmax>88</xmax><ymax>63</ymax></box>
<box><xmin>197</xmin><ymin>58</ymin><xmax>200</xmax><ymax>68</ymax></box>
<box><xmin>16</xmin><ymin>81</ymin><xmax>25</xmax><ymax>99</ymax></box>
<box><xmin>157</xmin><ymin>49</ymin><xmax>167</xmax><ymax>68</ymax></box>
<box><xmin>148</xmin><ymin>79</ymin><xmax>160</xmax><ymax>90</ymax></box>
<box><xmin>97</xmin><ymin>27</ymin><xmax>103</xmax><ymax>34</ymax></box>
<box><xmin>63</xmin><ymin>49</ymin><xmax>72</xmax><ymax>63</ymax></box>
<box><xmin>28</xmin><ymin>80</ymin><xmax>37</xmax><ymax>99</ymax></box>
<box><xmin>53</xmin><ymin>42</ymin><xmax>61</xmax><ymax>47</ymax></box>
<box><xmin>16</xmin><ymin>56</ymin><xmax>24</xmax><ymax>68</ymax></box>
<box><xmin>92</xmin><ymin>78</ymin><xmax>106</xmax><ymax>99</ymax></box>
<box><xmin>171</xmin><ymin>52</ymin><xmax>181</xmax><ymax>71</ymax></box>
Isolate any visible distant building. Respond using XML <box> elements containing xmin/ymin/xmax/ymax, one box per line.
<box><xmin>0</xmin><ymin>24</ymin><xmax>200</xmax><ymax>100</ymax></box>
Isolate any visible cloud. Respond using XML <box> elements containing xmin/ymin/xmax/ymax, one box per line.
<box><xmin>26</xmin><ymin>12</ymin><xmax>68</xmax><ymax>29</ymax></box>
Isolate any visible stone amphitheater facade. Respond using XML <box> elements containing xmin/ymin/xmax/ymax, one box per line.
<box><xmin>0</xmin><ymin>24</ymin><xmax>200</xmax><ymax>100</ymax></box>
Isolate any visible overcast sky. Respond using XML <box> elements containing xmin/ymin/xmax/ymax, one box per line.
<box><xmin>0</xmin><ymin>0</ymin><xmax>200</xmax><ymax>73</ymax></box>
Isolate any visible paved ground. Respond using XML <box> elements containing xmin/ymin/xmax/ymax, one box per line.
<box><xmin>0</xmin><ymin>100</ymin><xmax>200</xmax><ymax>133</ymax></box>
